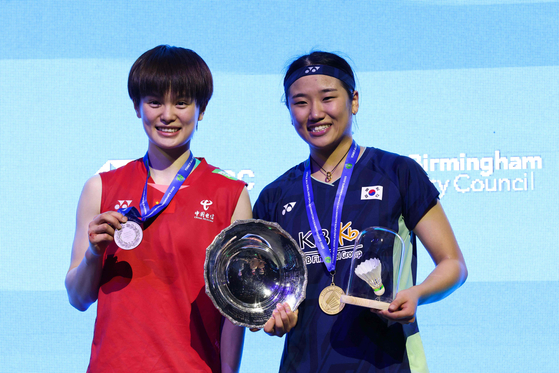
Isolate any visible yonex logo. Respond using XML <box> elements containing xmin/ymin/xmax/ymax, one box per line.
<box><xmin>305</xmin><ymin>66</ymin><xmax>321</xmax><ymax>74</ymax></box>
<box><xmin>176</xmin><ymin>175</ymin><xmax>185</xmax><ymax>182</ymax></box>
<box><xmin>282</xmin><ymin>202</ymin><xmax>297</xmax><ymax>215</ymax></box>
<box><xmin>114</xmin><ymin>200</ymin><xmax>132</xmax><ymax>210</ymax></box>
<box><xmin>200</xmin><ymin>200</ymin><xmax>213</xmax><ymax>211</ymax></box>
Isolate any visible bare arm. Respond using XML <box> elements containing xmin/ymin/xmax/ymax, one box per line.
<box><xmin>230</xmin><ymin>187</ymin><xmax>252</xmax><ymax>224</ymax></box>
<box><xmin>64</xmin><ymin>175</ymin><xmax>127</xmax><ymax>311</ymax></box>
<box><xmin>376</xmin><ymin>200</ymin><xmax>468</xmax><ymax>323</ymax></box>
<box><xmin>221</xmin><ymin>319</ymin><xmax>245</xmax><ymax>373</ymax></box>
<box><xmin>220</xmin><ymin>186</ymin><xmax>251</xmax><ymax>372</ymax></box>
<box><xmin>413</xmin><ymin>201</ymin><xmax>468</xmax><ymax>305</ymax></box>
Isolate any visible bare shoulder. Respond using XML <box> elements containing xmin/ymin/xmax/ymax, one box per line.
<box><xmin>414</xmin><ymin>201</ymin><xmax>463</xmax><ymax>263</ymax></box>
<box><xmin>68</xmin><ymin>175</ymin><xmax>103</xmax><ymax>269</ymax></box>
<box><xmin>231</xmin><ymin>187</ymin><xmax>252</xmax><ymax>223</ymax></box>
<box><xmin>77</xmin><ymin>174</ymin><xmax>103</xmax><ymax>216</ymax></box>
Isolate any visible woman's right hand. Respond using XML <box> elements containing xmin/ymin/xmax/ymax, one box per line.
<box><xmin>87</xmin><ymin>211</ymin><xmax>127</xmax><ymax>256</ymax></box>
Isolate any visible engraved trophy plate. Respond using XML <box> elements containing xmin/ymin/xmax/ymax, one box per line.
<box><xmin>340</xmin><ymin>227</ymin><xmax>406</xmax><ymax>311</ymax></box>
<box><xmin>204</xmin><ymin>219</ymin><xmax>308</xmax><ymax>329</ymax></box>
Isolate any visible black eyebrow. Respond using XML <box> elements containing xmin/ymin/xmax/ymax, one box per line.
<box><xmin>320</xmin><ymin>88</ymin><xmax>339</xmax><ymax>93</ymax></box>
<box><xmin>290</xmin><ymin>88</ymin><xmax>339</xmax><ymax>100</ymax></box>
<box><xmin>290</xmin><ymin>93</ymin><xmax>307</xmax><ymax>100</ymax></box>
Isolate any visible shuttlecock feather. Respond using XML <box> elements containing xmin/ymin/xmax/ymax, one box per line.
<box><xmin>355</xmin><ymin>258</ymin><xmax>385</xmax><ymax>296</ymax></box>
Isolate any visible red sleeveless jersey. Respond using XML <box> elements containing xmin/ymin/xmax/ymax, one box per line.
<box><xmin>88</xmin><ymin>158</ymin><xmax>245</xmax><ymax>373</ymax></box>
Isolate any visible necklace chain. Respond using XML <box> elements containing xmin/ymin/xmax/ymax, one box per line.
<box><xmin>310</xmin><ymin>146</ymin><xmax>352</xmax><ymax>182</ymax></box>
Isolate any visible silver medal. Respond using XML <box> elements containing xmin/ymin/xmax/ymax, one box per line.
<box><xmin>114</xmin><ymin>221</ymin><xmax>143</xmax><ymax>250</ymax></box>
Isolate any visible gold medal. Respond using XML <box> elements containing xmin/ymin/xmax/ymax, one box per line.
<box><xmin>318</xmin><ymin>284</ymin><xmax>345</xmax><ymax>315</ymax></box>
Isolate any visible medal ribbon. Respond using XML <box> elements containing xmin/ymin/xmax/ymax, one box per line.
<box><xmin>118</xmin><ymin>151</ymin><xmax>196</xmax><ymax>222</ymax></box>
<box><xmin>303</xmin><ymin>141</ymin><xmax>359</xmax><ymax>273</ymax></box>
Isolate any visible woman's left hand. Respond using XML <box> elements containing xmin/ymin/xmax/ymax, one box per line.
<box><xmin>250</xmin><ymin>302</ymin><xmax>298</xmax><ymax>337</ymax></box>
<box><xmin>371</xmin><ymin>287</ymin><xmax>419</xmax><ymax>324</ymax></box>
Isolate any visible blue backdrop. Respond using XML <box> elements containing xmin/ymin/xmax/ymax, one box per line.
<box><xmin>1</xmin><ymin>1</ymin><xmax>558</xmax><ymax>372</ymax></box>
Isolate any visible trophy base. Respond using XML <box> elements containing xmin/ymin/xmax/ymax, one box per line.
<box><xmin>340</xmin><ymin>295</ymin><xmax>390</xmax><ymax>310</ymax></box>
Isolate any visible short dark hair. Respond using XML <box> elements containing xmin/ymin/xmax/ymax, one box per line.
<box><xmin>283</xmin><ymin>51</ymin><xmax>355</xmax><ymax>107</ymax></box>
<box><xmin>128</xmin><ymin>45</ymin><xmax>213</xmax><ymax>112</ymax></box>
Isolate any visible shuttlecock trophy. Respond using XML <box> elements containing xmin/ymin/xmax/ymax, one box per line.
<box><xmin>340</xmin><ymin>227</ymin><xmax>406</xmax><ymax>310</ymax></box>
<box><xmin>355</xmin><ymin>258</ymin><xmax>385</xmax><ymax>296</ymax></box>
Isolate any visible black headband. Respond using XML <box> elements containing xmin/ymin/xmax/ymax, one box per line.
<box><xmin>284</xmin><ymin>65</ymin><xmax>356</xmax><ymax>92</ymax></box>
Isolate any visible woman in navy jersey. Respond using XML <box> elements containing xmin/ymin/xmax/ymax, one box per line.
<box><xmin>253</xmin><ymin>52</ymin><xmax>468</xmax><ymax>372</ymax></box>
<box><xmin>65</xmin><ymin>45</ymin><xmax>251</xmax><ymax>373</ymax></box>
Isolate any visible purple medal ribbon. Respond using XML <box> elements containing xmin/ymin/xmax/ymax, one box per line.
<box><xmin>118</xmin><ymin>151</ymin><xmax>197</xmax><ymax>223</ymax></box>
<box><xmin>303</xmin><ymin>141</ymin><xmax>359</xmax><ymax>273</ymax></box>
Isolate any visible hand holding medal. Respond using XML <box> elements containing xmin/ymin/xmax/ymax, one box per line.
<box><xmin>114</xmin><ymin>207</ymin><xmax>144</xmax><ymax>250</ymax></box>
<box><xmin>87</xmin><ymin>211</ymin><xmax>129</xmax><ymax>256</ymax></box>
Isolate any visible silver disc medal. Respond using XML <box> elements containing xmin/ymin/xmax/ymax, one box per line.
<box><xmin>114</xmin><ymin>221</ymin><xmax>143</xmax><ymax>250</ymax></box>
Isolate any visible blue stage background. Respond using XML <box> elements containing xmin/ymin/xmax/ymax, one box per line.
<box><xmin>1</xmin><ymin>1</ymin><xmax>558</xmax><ymax>372</ymax></box>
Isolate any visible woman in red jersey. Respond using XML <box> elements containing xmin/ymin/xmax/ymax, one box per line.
<box><xmin>65</xmin><ymin>45</ymin><xmax>250</xmax><ymax>373</ymax></box>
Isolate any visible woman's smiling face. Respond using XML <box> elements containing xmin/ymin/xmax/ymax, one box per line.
<box><xmin>287</xmin><ymin>74</ymin><xmax>358</xmax><ymax>153</ymax></box>
<box><xmin>135</xmin><ymin>92</ymin><xmax>203</xmax><ymax>153</ymax></box>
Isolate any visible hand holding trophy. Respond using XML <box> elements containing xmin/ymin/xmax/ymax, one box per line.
<box><xmin>340</xmin><ymin>227</ymin><xmax>406</xmax><ymax>311</ymax></box>
<box><xmin>204</xmin><ymin>219</ymin><xmax>307</xmax><ymax>329</ymax></box>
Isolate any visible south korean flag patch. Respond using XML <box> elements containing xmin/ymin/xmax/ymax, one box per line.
<box><xmin>361</xmin><ymin>186</ymin><xmax>383</xmax><ymax>200</ymax></box>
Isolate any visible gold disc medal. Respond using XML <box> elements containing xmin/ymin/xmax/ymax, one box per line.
<box><xmin>318</xmin><ymin>284</ymin><xmax>345</xmax><ymax>315</ymax></box>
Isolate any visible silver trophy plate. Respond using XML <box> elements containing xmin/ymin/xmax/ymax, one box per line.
<box><xmin>204</xmin><ymin>219</ymin><xmax>307</xmax><ymax>329</ymax></box>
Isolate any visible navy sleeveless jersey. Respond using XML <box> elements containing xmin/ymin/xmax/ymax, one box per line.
<box><xmin>253</xmin><ymin>147</ymin><xmax>439</xmax><ymax>373</ymax></box>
